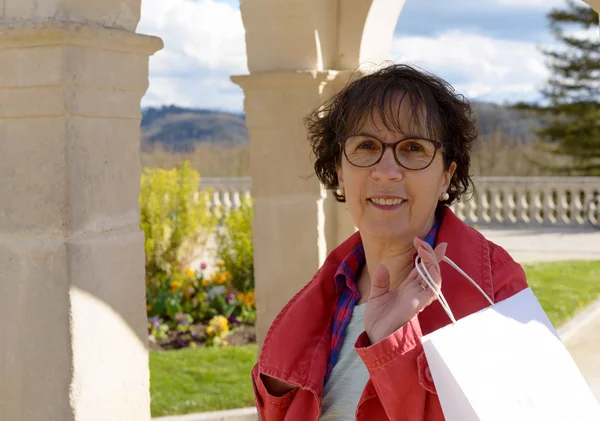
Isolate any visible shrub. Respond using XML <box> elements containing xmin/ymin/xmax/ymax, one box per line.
<box><xmin>216</xmin><ymin>196</ymin><xmax>254</xmax><ymax>292</ymax></box>
<box><xmin>139</xmin><ymin>161</ymin><xmax>217</xmax><ymax>291</ymax></box>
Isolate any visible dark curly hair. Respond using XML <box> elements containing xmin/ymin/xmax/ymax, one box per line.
<box><xmin>305</xmin><ymin>63</ymin><xmax>477</xmax><ymax>204</ymax></box>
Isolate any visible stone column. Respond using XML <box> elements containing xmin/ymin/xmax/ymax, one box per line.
<box><xmin>232</xmin><ymin>70</ymin><xmax>350</xmax><ymax>345</ymax></box>
<box><xmin>0</xmin><ymin>1</ymin><xmax>162</xmax><ymax>420</ymax></box>
<box><xmin>234</xmin><ymin>0</ymin><xmax>405</xmax><ymax>346</ymax></box>
<box><xmin>583</xmin><ymin>0</ymin><xmax>600</xmax><ymax>15</ymax></box>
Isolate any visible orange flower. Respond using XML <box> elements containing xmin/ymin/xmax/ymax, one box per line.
<box><xmin>202</xmin><ymin>278</ymin><xmax>210</xmax><ymax>287</ymax></box>
<box><xmin>241</xmin><ymin>291</ymin><xmax>255</xmax><ymax>307</ymax></box>
<box><xmin>212</xmin><ymin>271</ymin><xmax>231</xmax><ymax>285</ymax></box>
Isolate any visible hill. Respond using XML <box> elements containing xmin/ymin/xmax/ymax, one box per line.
<box><xmin>141</xmin><ymin>106</ymin><xmax>248</xmax><ymax>152</ymax></box>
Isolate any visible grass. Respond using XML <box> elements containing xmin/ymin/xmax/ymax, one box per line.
<box><xmin>525</xmin><ymin>260</ymin><xmax>600</xmax><ymax>328</ymax></box>
<box><xmin>148</xmin><ymin>260</ymin><xmax>600</xmax><ymax>417</ymax></box>
<box><xmin>150</xmin><ymin>344</ymin><xmax>257</xmax><ymax>417</ymax></box>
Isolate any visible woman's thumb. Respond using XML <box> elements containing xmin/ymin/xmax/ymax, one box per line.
<box><xmin>369</xmin><ymin>264</ymin><xmax>391</xmax><ymax>300</ymax></box>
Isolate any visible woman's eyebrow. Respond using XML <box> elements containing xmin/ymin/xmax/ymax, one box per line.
<box><xmin>352</xmin><ymin>132</ymin><xmax>378</xmax><ymax>138</ymax></box>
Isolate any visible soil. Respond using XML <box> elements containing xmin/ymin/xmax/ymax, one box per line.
<box><xmin>149</xmin><ymin>323</ymin><xmax>256</xmax><ymax>351</ymax></box>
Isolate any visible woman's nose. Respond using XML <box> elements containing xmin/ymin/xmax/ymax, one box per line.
<box><xmin>372</xmin><ymin>147</ymin><xmax>403</xmax><ymax>180</ymax></box>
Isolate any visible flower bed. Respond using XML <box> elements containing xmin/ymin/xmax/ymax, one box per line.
<box><xmin>147</xmin><ymin>264</ymin><xmax>256</xmax><ymax>349</ymax></box>
<box><xmin>139</xmin><ymin>162</ymin><xmax>256</xmax><ymax>350</ymax></box>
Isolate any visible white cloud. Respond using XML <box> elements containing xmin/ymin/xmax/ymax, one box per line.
<box><xmin>486</xmin><ymin>0</ymin><xmax>565</xmax><ymax>7</ymax></box>
<box><xmin>390</xmin><ymin>31</ymin><xmax>552</xmax><ymax>103</ymax></box>
<box><xmin>477</xmin><ymin>0</ymin><xmax>566</xmax><ymax>10</ymax></box>
<box><xmin>137</xmin><ymin>0</ymin><xmax>573</xmax><ymax>111</ymax></box>
<box><xmin>139</xmin><ymin>0</ymin><xmax>247</xmax><ymax>111</ymax></box>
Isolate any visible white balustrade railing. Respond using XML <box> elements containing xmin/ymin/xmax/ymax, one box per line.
<box><xmin>450</xmin><ymin>177</ymin><xmax>600</xmax><ymax>227</ymax></box>
<box><xmin>200</xmin><ymin>177</ymin><xmax>252</xmax><ymax>214</ymax></box>
<box><xmin>199</xmin><ymin>177</ymin><xmax>600</xmax><ymax>228</ymax></box>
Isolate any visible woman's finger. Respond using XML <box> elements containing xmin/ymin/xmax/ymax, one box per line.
<box><xmin>414</xmin><ymin>284</ymin><xmax>440</xmax><ymax>313</ymax></box>
<box><xmin>369</xmin><ymin>264</ymin><xmax>391</xmax><ymax>300</ymax></box>
<box><xmin>434</xmin><ymin>242</ymin><xmax>448</xmax><ymax>263</ymax></box>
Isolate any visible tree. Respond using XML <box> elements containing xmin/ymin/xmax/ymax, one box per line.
<box><xmin>515</xmin><ymin>1</ymin><xmax>600</xmax><ymax>175</ymax></box>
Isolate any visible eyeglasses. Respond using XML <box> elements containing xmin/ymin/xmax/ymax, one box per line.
<box><xmin>340</xmin><ymin>136</ymin><xmax>443</xmax><ymax>170</ymax></box>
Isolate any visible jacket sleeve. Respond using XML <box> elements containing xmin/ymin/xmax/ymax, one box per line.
<box><xmin>251</xmin><ymin>363</ymin><xmax>298</xmax><ymax>421</ymax></box>
<box><xmin>354</xmin><ymin>318</ymin><xmax>431</xmax><ymax>421</ymax></box>
<box><xmin>490</xmin><ymin>255</ymin><xmax>529</xmax><ymax>302</ymax></box>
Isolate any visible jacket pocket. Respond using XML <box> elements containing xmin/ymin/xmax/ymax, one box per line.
<box><xmin>417</xmin><ymin>351</ymin><xmax>437</xmax><ymax>395</ymax></box>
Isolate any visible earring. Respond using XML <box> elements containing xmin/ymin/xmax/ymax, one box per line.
<box><xmin>439</xmin><ymin>192</ymin><xmax>450</xmax><ymax>201</ymax></box>
<box><xmin>335</xmin><ymin>187</ymin><xmax>345</xmax><ymax>197</ymax></box>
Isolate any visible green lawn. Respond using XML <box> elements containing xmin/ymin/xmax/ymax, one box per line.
<box><xmin>149</xmin><ymin>260</ymin><xmax>600</xmax><ymax>417</ymax></box>
<box><xmin>150</xmin><ymin>345</ymin><xmax>257</xmax><ymax>417</ymax></box>
<box><xmin>525</xmin><ymin>260</ymin><xmax>600</xmax><ymax>327</ymax></box>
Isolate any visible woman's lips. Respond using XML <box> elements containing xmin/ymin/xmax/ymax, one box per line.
<box><xmin>368</xmin><ymin>197</ymin><xmax>406</xmax><ymax>210</ymax></box>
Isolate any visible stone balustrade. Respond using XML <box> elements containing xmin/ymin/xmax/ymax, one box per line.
<box><xmin>451</xmin><ymin>177</ymin><xmax>600</xmax><ymax>228</ymax></box>
<box><xmin>200</xmin><ymin>177</ymin><xmax>253</xmax><ymax>213</ymax></box>
<box><xmin>200</xmin><ymin>176</ymin><xmax>600</xmax><ymax>228</ymax></box>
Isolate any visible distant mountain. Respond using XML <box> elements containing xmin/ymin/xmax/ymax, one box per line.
<box><xmin>141</xmin><ymin>102</ymin><xmax>543</xmax><ymax>152</ymax></box>
<box><xmin>141</xmin><ymin>106</ymin><xmax>248</xmax><ymax>152</ymax></box>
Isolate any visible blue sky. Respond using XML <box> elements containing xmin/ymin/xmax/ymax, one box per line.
<box><xmin>138</xmin><ymin>0</ymin><xmax>587</xmax><ymax>112</ymax></box>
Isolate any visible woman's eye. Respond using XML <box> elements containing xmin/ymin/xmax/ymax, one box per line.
<box><xmin>357</xmin><ymin>141</ymin><xmax>376</xmax><ymax>150</ymax></box>
<box><xmin>404</xmin><ymin>142</ymin><xmax>425</xmax><ymax>152</ymax></box>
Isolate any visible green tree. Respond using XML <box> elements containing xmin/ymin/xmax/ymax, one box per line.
<box><xmin>516</xmin><ymin>1</ymin><xmax>600</xmax><ymax>174</ymax></box>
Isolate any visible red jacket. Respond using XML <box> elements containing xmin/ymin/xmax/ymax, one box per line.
<box><xmin>252</xmin><ymin>207</ymin><xmax>528</xmax><ymax>420</ymax></box>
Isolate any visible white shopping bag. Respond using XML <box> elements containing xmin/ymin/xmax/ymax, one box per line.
<box><xmin>416</xmin><ymin>256</ymin><xmax>600</xmax><ymax>421</ymax></box>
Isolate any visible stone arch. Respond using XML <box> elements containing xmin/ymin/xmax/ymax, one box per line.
<box><xmin>240</xmin><ymin>0</ymin><xmax>407</xmax><ymax>72</ymax></box>
<box><xmin>338</xmin><ymin>0</ymin><xmax>407</xmax><ymax>69</ymax></box>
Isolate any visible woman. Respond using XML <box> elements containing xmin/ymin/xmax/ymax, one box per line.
<box><xmin>251</xmin><ymin>64</ymin><xmax>528</xmax><ymax>421</ymax></box>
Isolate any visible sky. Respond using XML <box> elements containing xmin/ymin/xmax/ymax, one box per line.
<box><xmin>137</xmin><ymin>0</ymin><xmax>587</xmax><ymax>112</ymax></box>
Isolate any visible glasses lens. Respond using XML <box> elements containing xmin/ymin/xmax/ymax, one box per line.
<box><xmin>395</xmin><ymin>139</ymin><xmax>437</xmax><ymax>170</ymax></box>
<box><xmin>344</xmin><ymin>136</ymin><xmax>384</xmax><ymax>167</ymax></box>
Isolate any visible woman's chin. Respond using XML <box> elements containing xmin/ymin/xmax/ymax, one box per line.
<box><xmin>360</xmin><ymin>221</ymin><xmax>411</xmax><ymax>241</ymax></box>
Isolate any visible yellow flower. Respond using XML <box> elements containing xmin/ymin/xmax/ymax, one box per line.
<box><xmin>170</xmin><ymin>280</ymin><xmax>181</xmax><ymax>292</ymax></box>
<box><xmin>212</xmin><ymin>315</ymin><xmax>229</xmax><ymax>332</ymax></box>
<box><xmin>236</xmin><ymin>293</ymin><xmax>244</xmax><ymax>302</ymax></box>
<box><xmin>206</xmin><ymin>326</ymin><xmax>214</xmax><ymax>335</ymax></box>
<box><xmin>202</xmin><ymin>278</ymin><xmax>210</xmax><ymax>287</ymax></box>
<box><xmin>185</xmin><ymin>268</ymin><xmax>196</xmax><ymax>278</ymax></box>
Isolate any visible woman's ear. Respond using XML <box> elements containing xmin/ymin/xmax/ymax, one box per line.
<box><xmin>336</xmin><ymin>165</ymin><xmax>344</xmax><ymax>189</ymax></box>
<box><xmin>442</xmin><ymin>162</ymin><xmax>457</xmax><ymax>193</ymax></box>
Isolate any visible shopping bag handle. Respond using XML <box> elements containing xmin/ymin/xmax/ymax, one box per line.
<box><xmin>415</xmin><ymin>255</ymin><xmax>494</xmax><ymax>324</ymax></box>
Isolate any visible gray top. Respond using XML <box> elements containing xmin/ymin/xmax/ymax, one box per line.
<box><xmin>320</xmin><ymin>304</ymin><xmax>370</xmax><ymax>421</ymax></box>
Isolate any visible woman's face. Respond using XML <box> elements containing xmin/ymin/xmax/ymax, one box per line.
<box><xmin>336</xmin><ymin>99</ymin><xmax>456</xmax><ymax>242</ymax></box>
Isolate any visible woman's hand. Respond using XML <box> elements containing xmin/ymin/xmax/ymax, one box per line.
<box><xmin>364</xmin><ymin>237</ymin><xmax>447</xmax><ymax>345</ymax></box>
